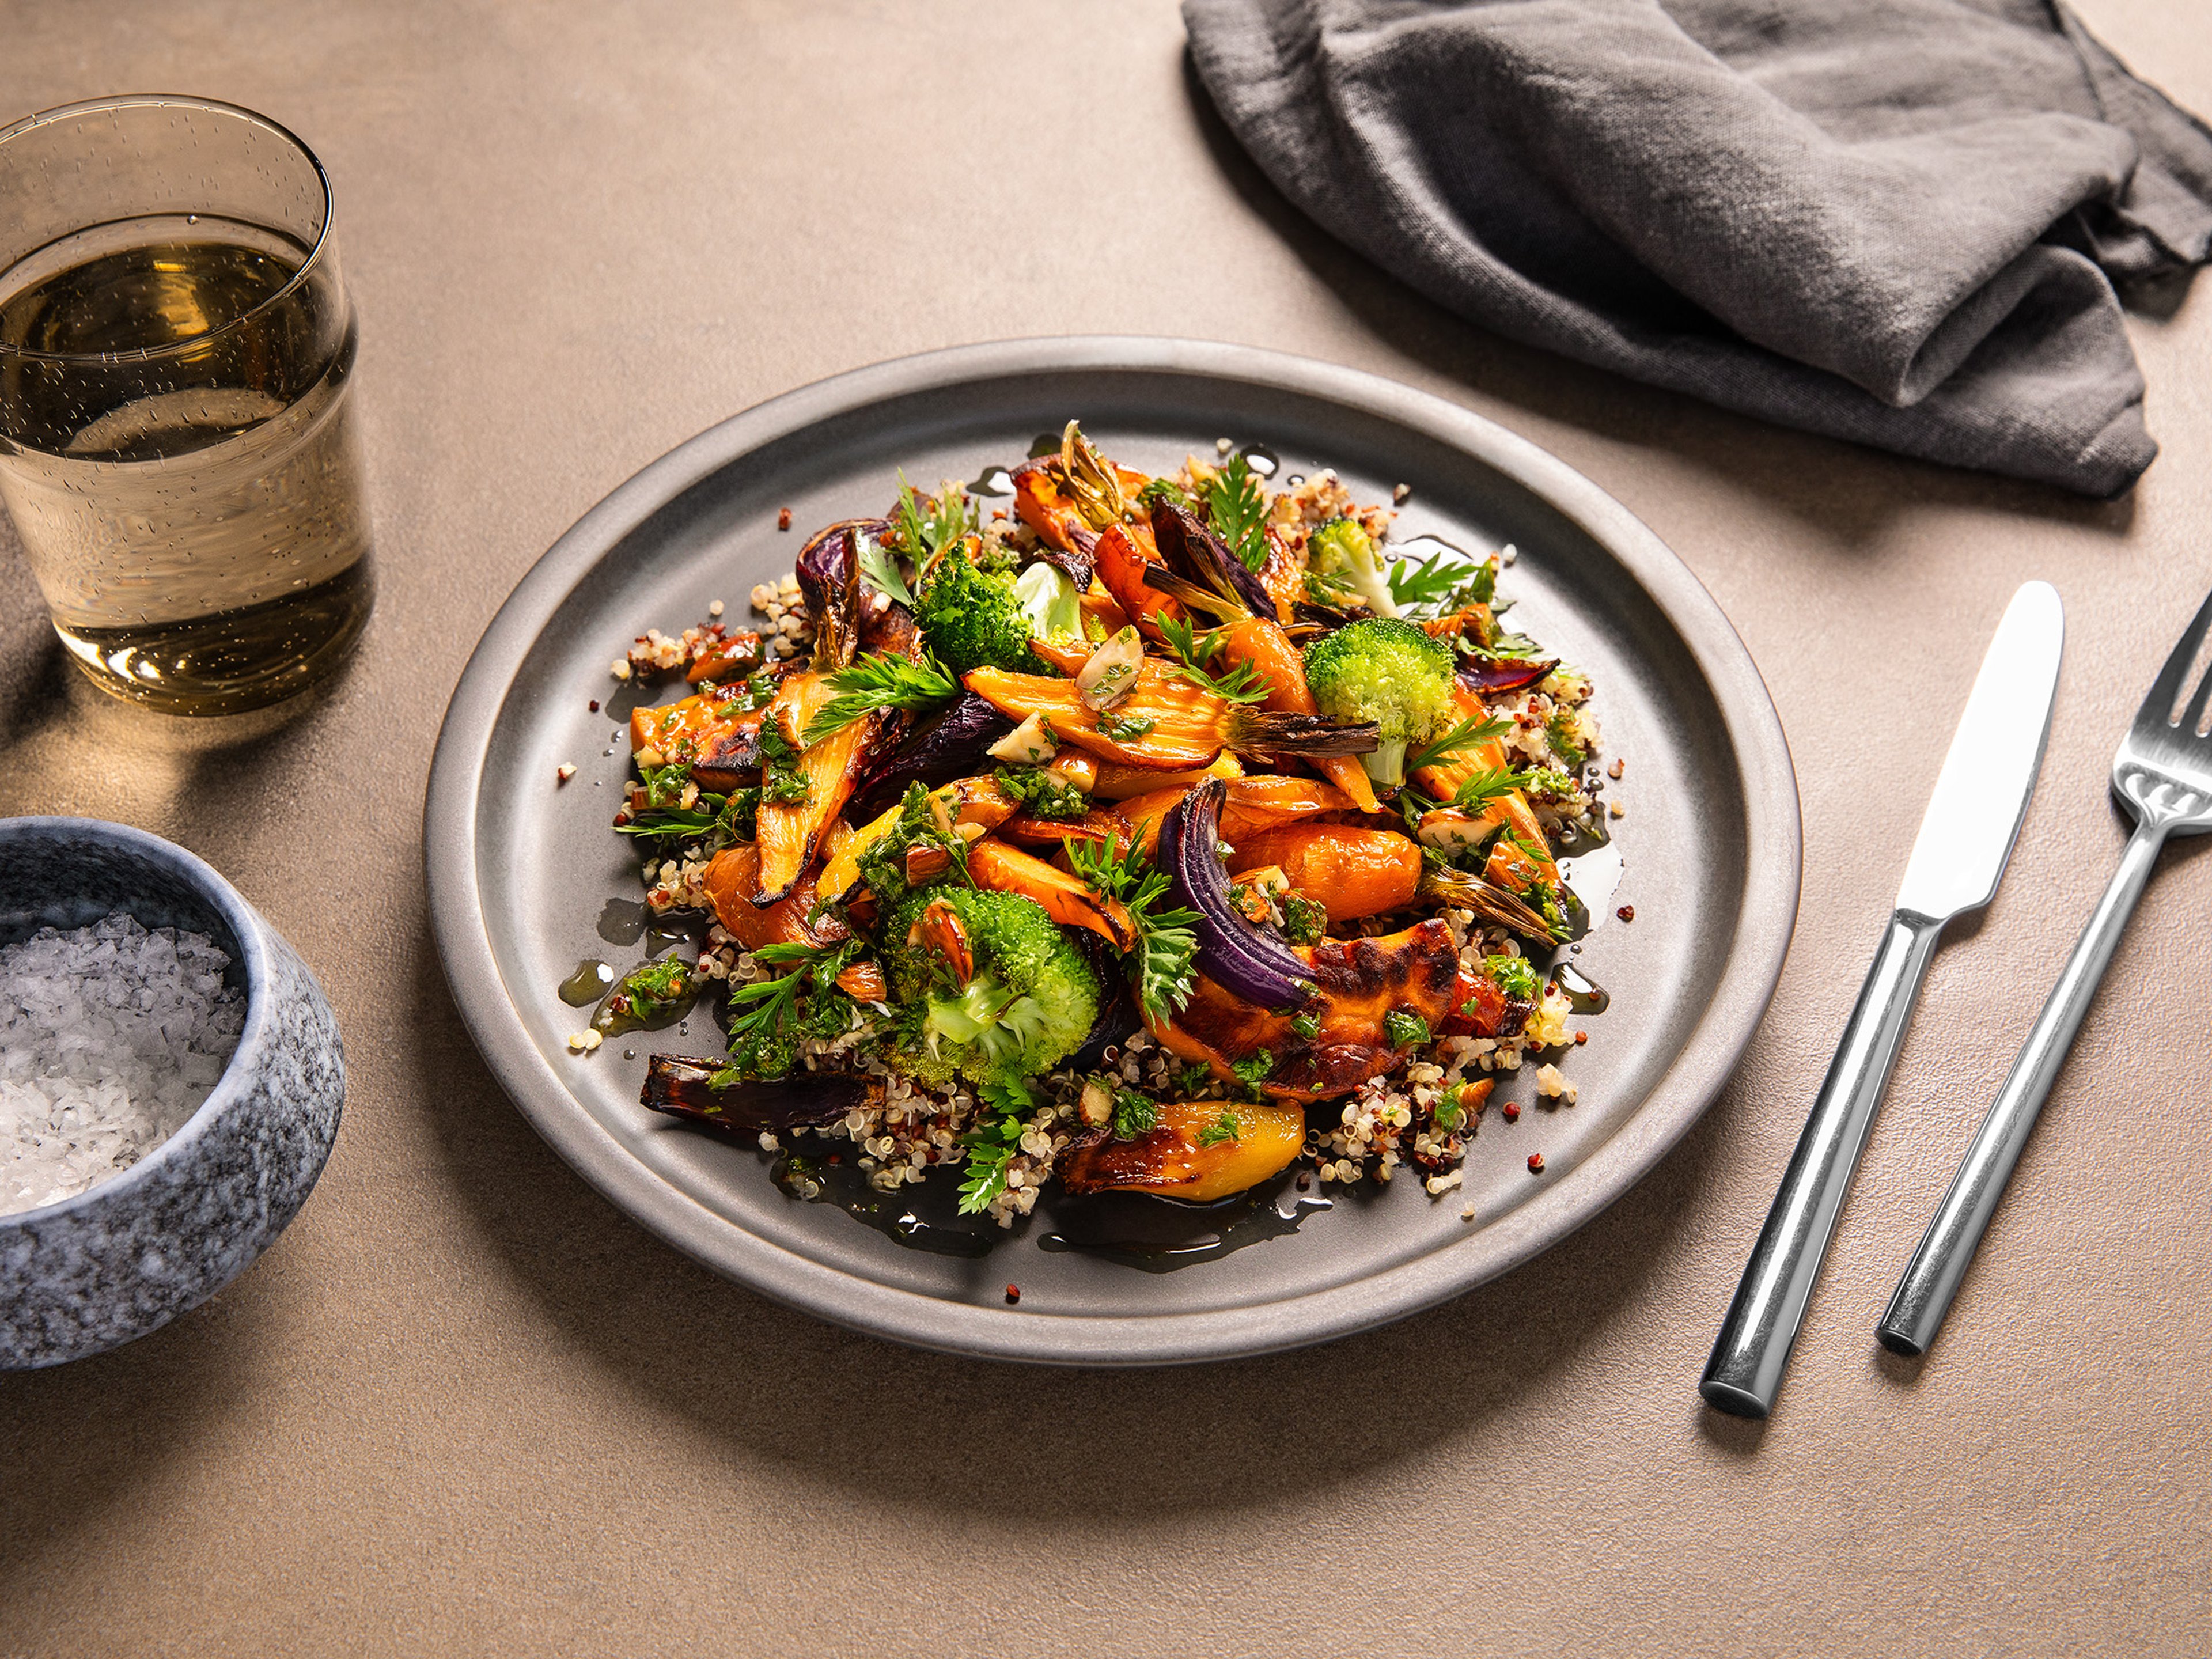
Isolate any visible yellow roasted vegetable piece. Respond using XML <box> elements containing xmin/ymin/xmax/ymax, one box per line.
<box><xmin>816</xmin><ymin>776</ymin><xmax>1018</xmax><ymax>902</ymax></box>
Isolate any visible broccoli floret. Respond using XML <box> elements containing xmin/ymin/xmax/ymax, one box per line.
<box><xmin>882</xmin><ymin>888</ymin><xmax>1099</xmax><ymax>1089</ymax></box>
<box><xmin>1302</xmin><ymin>617</ymin><xmax>1457</xmax><ymax>787</ymax></box>
<box><xmin>914</xmin><ymin>554</ymin><xmax>1047</xmax><ymax>677</ymax></box>
<box><xmin>1306</xmin><ymin>518</ymin><xmax>1397</xmax><ymax>618</ymax></box>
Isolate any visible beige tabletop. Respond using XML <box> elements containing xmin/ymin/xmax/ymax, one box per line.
<box><xmin>3</xmin><ymin>3</ymin><xmax>2209</xmax><ymax>1654</ymax></box>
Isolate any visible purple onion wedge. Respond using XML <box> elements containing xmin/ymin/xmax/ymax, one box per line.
<box><xmin>1457</xmin><ymin>654</ymin><xmax>1558</xmax><ymax>694</ymax></box>
<box><xmin>1158</xmin><ymin>778</ymin><xmax>1314</xmax><ymax>1012</ymax></box>
<box><xmin>853</xmin><ymin>692</ymin><xmax>1017</xmax><ymax>816</ymax></box>
<box><xmin>1150</xmin><ymin>498</ymin><xmax>1277</xmax><ymax>620</ymax></box>
<box><xmin>796</xmin><ymin>517</ymin><xmax>878</xmax><ymax>671</ymax></box>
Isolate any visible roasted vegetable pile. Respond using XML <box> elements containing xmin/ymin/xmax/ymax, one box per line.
<box><xmin>603</xmin><ymin>425</ymin><xmax>1607</xmax><ymax>1229</ymax></box>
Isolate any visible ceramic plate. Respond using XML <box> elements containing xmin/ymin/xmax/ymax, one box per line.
<box><xmin>425</xmin><ymin>338</ymin><xmax>1799</xmax><ymax>1365</ymax></box>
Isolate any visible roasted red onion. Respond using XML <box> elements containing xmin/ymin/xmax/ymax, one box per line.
<box><xmin>796</xmin><ymin>517</ymin><xmax>880</xmax><ymax>671</ymax></box>
<box><xmin>1150</xmin><ymin>498</ymin><xmax>1278</xmax><ymax>620</ymax></box>
<box><xmin>1457</xmin><ymin>654</ymin><xmax>1558</xmax><ymax>694</ymax></box>
<box><xmin>1158</xmin><ymin>777</ymin><xmax>1314</xmax><ymax>1011</ymax></box>
<box><xmin>853</xmin><ymin>692</ymin><xmax>1017</xmax><ymax>815</ymax></box>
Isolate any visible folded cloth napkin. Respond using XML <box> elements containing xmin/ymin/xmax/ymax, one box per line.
<box><xmin>1184</xmin><ymin>0</ymin><xmax>2212</xmax><ymax>497</ymax></box>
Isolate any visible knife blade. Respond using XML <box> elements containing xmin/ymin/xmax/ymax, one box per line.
<box><xmin>1699</xmin><ymin>580</ymin><xmax>2063</xmax><ymax>1418</ymax></box>
<box><xmin>1895</xmin><ymin>582</ymin><xmax>2067</xmax><ymax>919</ymax></box>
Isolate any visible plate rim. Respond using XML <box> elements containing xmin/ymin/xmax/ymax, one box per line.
<box><xmin>425</xmin><ymin>335</ymin><xmax>1801</xmax><ymax>1366</ymax></box>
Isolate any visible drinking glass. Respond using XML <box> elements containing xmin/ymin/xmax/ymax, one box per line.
<box><xmin>0</xmin><ymin>95</ymin><xmax>373</xmax><ymax>715</ymax></box>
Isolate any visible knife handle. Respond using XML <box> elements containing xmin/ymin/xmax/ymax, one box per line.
<box><xmin>1700</xmin><ymin>910</ymin><xmax>1945</xmax><ymax>1418</ymax></box>
<box><xmin>1876</xmin><ymin>820</ymin><xmax>2169</xmax><ymax>1357</ymax></box>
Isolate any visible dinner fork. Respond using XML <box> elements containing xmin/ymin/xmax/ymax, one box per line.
<box><xmin>1877</xmin><ymin>586</ymin><xmax>2212</xmax><ymax>1357</ymax></box>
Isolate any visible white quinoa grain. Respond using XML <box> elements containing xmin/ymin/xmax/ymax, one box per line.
<box><xmin>556</xmin><ymin>763</ymin><xmax>576</xmax><ymax>782</ymax></box>
<box><xmin>709</xmin><ymin>600</ymin><xmax>725</xmax><ymax>618</ymax></box>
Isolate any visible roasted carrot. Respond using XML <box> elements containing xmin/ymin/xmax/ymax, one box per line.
<box><xmin>967</xmin><ymin>839</ymin><xmax>1136</xmax><ymax>950</ymax></box>
<box><xmin>751</xmin><ymin>672</ymin><xmax>874</xmax><ymax>905</ymax></box>
<box><xmin>1215</xmin><ymin>613</ymin><xmax>1381</xmax><ymax>813</ymax></box>
<box><xmin>964</xmin><ymin>658</ymin><xmax>1374</xmax><ymax>771</ymax></box>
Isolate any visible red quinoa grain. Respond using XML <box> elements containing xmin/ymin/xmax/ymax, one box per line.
<box><xmin>1527</xmin><ymin>1153</ymin><xmax>1545</xmax><ymax>1173</ymax></box>
<box><xmin>1004</xmin><ymin>1283</ymin><xmax>1021</xmax><ymax>1305</ymax></box>
<box><xmin>1616</xmin><ymin>904</ymin><xmax>1635</xmax><ymax>922</ymax></box>
<box><xmin>777</xmin><ymin>506</ymin><xmax>793</xmax><ymax>531</ymax></box>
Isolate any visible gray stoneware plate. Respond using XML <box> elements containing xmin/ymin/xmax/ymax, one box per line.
<box><xmin>425</xmin><ymin>338</ymin><xmax>1800</xmax><ymax>1366</ymax></box>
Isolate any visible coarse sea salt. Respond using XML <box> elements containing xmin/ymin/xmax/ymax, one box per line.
<box><xmin>0</xmin><ymin>914</ymin><xmax>245</xmax><ymax>1217</ymax></box>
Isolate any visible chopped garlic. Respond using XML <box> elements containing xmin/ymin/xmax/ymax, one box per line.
<box><xmin>987</xmin><ymin>712</ymin><xmax>1059</xmax><ymax>764</ymax></box>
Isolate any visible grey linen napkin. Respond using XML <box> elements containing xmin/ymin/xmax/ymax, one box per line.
<box><xmin>1184</xmin><ymin>0</ymin><xmax>2212</xmax><ymax>497</ymax></box>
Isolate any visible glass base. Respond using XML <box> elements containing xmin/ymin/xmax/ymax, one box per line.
<box><xmin>54</xmin><ymin>556</ymin><xmax>374</xmax><ymax>716</ymax></box>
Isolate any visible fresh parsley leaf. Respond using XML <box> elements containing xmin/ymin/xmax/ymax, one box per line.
<box><xmin>1487</xmin><ymin>953</ymin><xmax>1540</xmax><ymax>1002</ymax></box>
<box><xmin>1229</xmin><ymin>1050</ymin><xmax>1274</xmax><ymax>1099</ymax></box>
<box><xmin>957</xmin><ymin>1138</ymin><xmax>1015</xmax><ymax>1215</ymax></box>
<box><xmin>1544</xmin><ymin>710</ymin><xmax>1587</xmax><ymax>766</ymax></box>
<box><xmin>978</xmin><ymin>1078</ymin><xmax>1036</xmax><ymax>1117</ymax></box>
<box><xmin>1205</xmin><ymin>453</ymin><xmax>1269</xmax><ymax>573</ymax></box>
<box><xmin>1094</xmin><ymin>709</ymin><xmax>1156</xmax><ymax>743</ymax></box>
<box><xmin>892</xmin><ymin>475</ymin><xmax>975</xmax><ymax>571</ymax></box>
<box><xmin>718</xmin><ymin>938</ymin><xmax>862</xmax><ymax>1081</ymax></box>
<box><xmin>1067</xmin><ymin>833</ymin><xmax>1200</xmax><ymax>1020</ymax></box>
<box><xmin>957</xmin><ymin>1080</ymin><xmax>1035</xmax><ymax>1215</ymax></box>
<box><xmin>1289</xmin><ymin>1010</ymin><xmax>1321</xmax><ymax>1041</ymax></box>
<box><xmin>994</xmin><ymin>764</ymin><xmax>1089</xmax><ymax>821</ymax></box>
<box><xmin>1279</xmin><ymin>894</ymin><xmax>1328</xmax><ymax>948</ymax></box>
<box><xmin>756</xmin><ymin>724</ymin><xmax>811</xmax><ymax>804</ymax></box>
<box><xmin>803</xmin><ymin>652</ymin><xmax>960</xmax><ymax>744</ymax></box>
<box><xmin>1197</xmin><ymin>1110</ymin><xmax>1243</xmax><ymax>1147</ymax></box>
<box><xmin>1434</xmin><ymin>1083</ymin><xmax>1476</xmax><ymax>1132</ymax></box>
<box><xmin>1111</xmin><ymin>1088</ymin><xmax>1157</xmax><ymax>1141</ymax></box>
<box><xmin>1138</xmin><ymin>476</ymin><xmax>1192</xmax><ymax>510</ymax></box>
<box><xmin>1383</xmin><ymin>1009</ymin><xmax>1431</xmax><ymax>1049</ymax></box>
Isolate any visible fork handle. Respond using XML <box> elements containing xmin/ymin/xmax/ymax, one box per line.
<box><xmin>1876</xmin><ymin>820</ymin><xmax>2170</xmax><ymax>1356</ymax></box>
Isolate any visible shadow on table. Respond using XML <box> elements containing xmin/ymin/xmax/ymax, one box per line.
<box><xmin>402</xmin><ymin>915</ymin><xmax>1741</xmax><ymax>1523</ymax></box>
<box><xmin>1176</xmin><ymin>56</ymin><xmax>2148</xmax><ymax>546</ymax></box>
<box><xmin>0</xmin><ymin>1230</ymin><xmax>299</xmax><ymax>1600</ymax></box>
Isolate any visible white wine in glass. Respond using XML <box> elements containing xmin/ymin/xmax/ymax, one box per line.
<box><xmin>0</xmin><ymin>98</ymin><xmax>374</xmax><ymax>715</ymax></box>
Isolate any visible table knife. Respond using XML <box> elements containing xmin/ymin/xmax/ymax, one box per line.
<box><xmin>1699</xmin><ymin>581</ymin><xmax>2063</xmax><ymax>1418</ymax></box>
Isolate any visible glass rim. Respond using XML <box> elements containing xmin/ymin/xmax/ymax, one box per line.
<box><xmin>0</xmin><ymin>93</ymin><xmax>336</xmax><ymax>368</ymax></box>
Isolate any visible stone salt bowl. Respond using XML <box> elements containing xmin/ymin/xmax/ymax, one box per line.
<box><xmin>0</xmin><ymin>817</ymin><xmax>344</xmax><ymax>1368</ymax></box>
